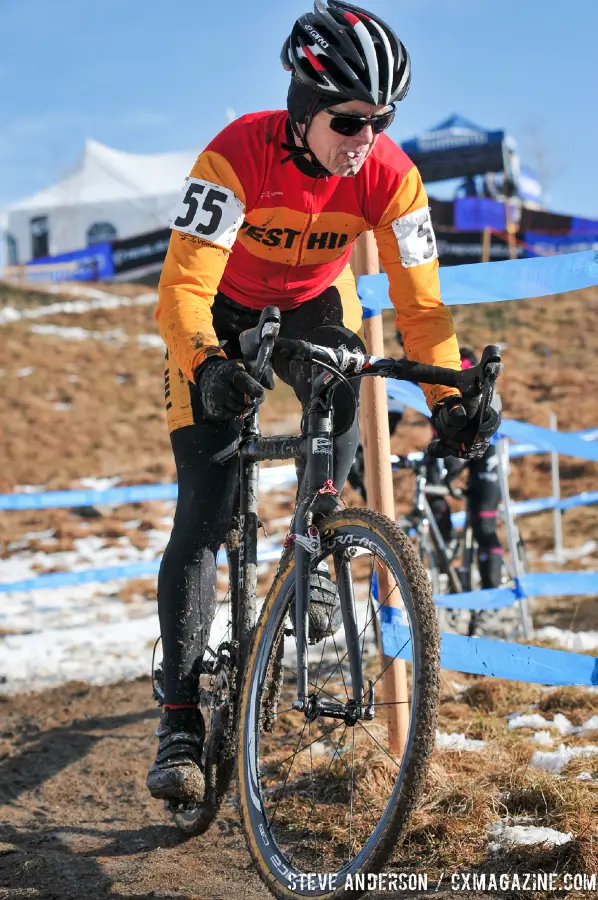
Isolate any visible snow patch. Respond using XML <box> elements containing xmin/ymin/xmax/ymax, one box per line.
<box><xmin>508</xmin><ymin>713</ymin><xmax>551</xmax><ymax>731</ymax></box>
<box><xmin>488</xmin><ymin>819</ymin><xmax>572</xmax><ymax>853</ymax></box>
<box><xmin>0</xmin><ymin>616</ymin><xmax>160</xmax><ymax>692</ymax></box>
<box><xmin>536</xmin><ymin>626</ymin><xmax>598</xmax><ymax>652</ymax></box>
<box><xmin>435</xmin><ymin>729</ymin><xmax>487</xmax><ymax>751</ymax></box>
<box><xmin>0</xmin><ymin>290</ymin><xmax>156</xmax><ymax>326</ymax></box>
<box><xmin>79</xmin><ymin>476</ymin><xmax>121</xmax><ymax>491</ymax></box>
<box><xmin>508</xmin><ymin>712</ymin><xmax>578</xmax><ymax>735</ymax></box>
<box><xmin>531</xmin><ymin>743</ymin><xmax>598</xmax><ymax>773</ymax></box>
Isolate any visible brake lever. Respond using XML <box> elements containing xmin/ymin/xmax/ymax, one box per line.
<box><xmin>476</xmin><ymin>345</ymin><xmax>502</xmax><ymax>437</ymax></box>
<box><xmin>456</xmin><ymin>345</ymin><xmax>502</xmax><ymax>398</ymax></box>
<box><xmin>239</xmin><ymin>306</ymin><xmax>281</xmax><ymax>381</ymax></box>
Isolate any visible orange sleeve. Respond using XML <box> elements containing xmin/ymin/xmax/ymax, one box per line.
<box><xmin>373</xmin><ymin>166</ymin><xmax>461</xmax><ymax>409</ymax></box>
<box><xmin>155</xmin><ymin>150</ymin><xmax>247</xmax><ymax>382</ymax></box>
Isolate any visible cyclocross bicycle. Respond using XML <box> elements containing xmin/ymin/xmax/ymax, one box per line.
<box><xmin>152</xmin><ymin>306</ymin><xmax>502</xmax><ymax>899</ymax></box>
<box><xmin>395</xmin><ymin>452</ymin><xmax>528</xmax><ymax>636</ymax></box>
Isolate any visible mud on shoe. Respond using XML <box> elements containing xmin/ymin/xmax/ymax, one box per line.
<box><xmin>146</xmin><ymin>706</ymin><xmax>206</xmax><ymax>804</ymax></box>
<box><xmin>290</xmin><ymin>561</ymin><xmax>343</xmax><ymax>644</ymax></box>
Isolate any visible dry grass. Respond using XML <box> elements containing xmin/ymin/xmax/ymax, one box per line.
<box><xmin>539</xmin><ymin>688</ymin><xmax>598</xmax><ymax>721</ymax></box>
<box><xmin>461</xmin><ymin>678</ymin><xmax>540</xmax><ymax>715</ymax></box>
<box><xmin>388</xmin><ymin>677</ymin><xmax>598</xmax><ymax>891</ymax></box>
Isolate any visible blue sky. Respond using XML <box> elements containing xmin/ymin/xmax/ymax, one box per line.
<box><xmin>0</xmin><ymin>0</ymin><xmax>596</xmax><ymax>217</ymax></box>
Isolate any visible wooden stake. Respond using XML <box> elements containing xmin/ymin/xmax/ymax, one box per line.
<box><xmin>504</xmin><ymin>200</ymin><xmax>518</xmax><ymax>260</ymax></box>
<box><xmin>350</xmin><ymin>231</ymin><xmax>409</xmax><ymax>756</ymax></box>
<box><xmin>481</xmin><ymin>227</ymin><xmax>491</xmax><ymax>263</ymax></box>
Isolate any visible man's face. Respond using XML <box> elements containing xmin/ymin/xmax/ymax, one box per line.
<box><xmin>301</xmin><ymin>100</ymin><xmax>393</xmax><ymax>177</ymax></box>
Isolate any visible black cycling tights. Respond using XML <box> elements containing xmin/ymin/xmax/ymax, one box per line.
<box><xmin>158</xmin><ymin>289</ymin><xmax>365</xmax><ymax>704</ymax></box>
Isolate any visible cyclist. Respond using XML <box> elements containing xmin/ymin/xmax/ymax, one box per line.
<box><xmin>426</xmin><ymin>347</ymin><xmax>504</xmax><ymax>592</ymax></box>
<box><xmin>148</xmin><ymin>0</ymin><xmax>501</xmax><ymax>805</ymax></box>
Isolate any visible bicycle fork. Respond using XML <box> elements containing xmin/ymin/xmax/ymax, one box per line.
<box><xmin>290</xmin><ymin>391</ymin><xmax>369</xmax><ymax>725</ymax></box>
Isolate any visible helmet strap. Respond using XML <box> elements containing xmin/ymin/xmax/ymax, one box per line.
<box><xmin>282</xmin><ymin>81</ymin><xmax>332</xmax><ymax>177</ymax></box>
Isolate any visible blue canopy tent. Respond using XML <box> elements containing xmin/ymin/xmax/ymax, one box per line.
<box><xmin>401</xmin><ymin>114</ymin><xmax>517</xmax><ymax>186</ymax></box>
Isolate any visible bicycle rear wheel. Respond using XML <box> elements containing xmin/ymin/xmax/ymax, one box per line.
<box><xmin>237</xmin><ymin>508</ymin><xmax>439</xmax><ymax>899</ymax></box>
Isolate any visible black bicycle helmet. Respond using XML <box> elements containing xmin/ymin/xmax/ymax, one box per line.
<box><xmin>281</xmin><ymin>0</ymin><xmax>411</xmax><ymax>107</ymax></box>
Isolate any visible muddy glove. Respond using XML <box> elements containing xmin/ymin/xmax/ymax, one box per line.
<box><xmin>195</xmin><ymin>358</ymin><xmax>268</xmax><ymax>421</ymax></box>
<box><xmin>428</xmin><ymin>394</ymin><xmax>500</xmax><ymax>460</ymax></box>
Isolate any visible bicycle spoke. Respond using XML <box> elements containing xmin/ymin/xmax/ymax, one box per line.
<box><xmin>289</xmin><ymin>723</ymin><xmax>349</xmax><ymax>867</ymax></box>
<box><xmin>274</xmin><ymin>719</ymin><xmax>345</xmax><ymax>770</ymax></box>
<box><xmin>317</xmin><ymin>718</ymin><xmax>380</xmax><ymax>834</ymax></box>
<box><xmin>368</xmin><ymin>634</ymin><xmax>412</xmax><ymax>693</ymax></box>
<box><xmin>308</xmin><ymin>720</ymin><xmax>318</xmax><ymax>866</ymax></box>
<box><xmin>329</xmin><ymin>629</ymin><xmax>350</xmax><ymax>701</ymax></box>
<box><xmin>281</xmin><ymin>660</ymin><xmax>352</xmax><ymax>710</ymax></box>
<box><xmin>315</xmin><ymin>560</ymin><xmax>401</xmax><ymax>699</ymax></box>
<box><xmin>268</xmin><ymin>718</ymin><xmax>309</xmax><ymax>830</ymax></box>
<box><xmin>356</xmin><ymin>719</ymin><xmax>401</xmax><ymax>769</ymax></box>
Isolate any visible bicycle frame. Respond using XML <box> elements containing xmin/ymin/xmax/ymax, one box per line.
<box><xmin>402</xmin><ymin>457</ymin><xmax>478</xmax><ymax>595</ymax></box>
<box><xmin>230</xmin><ymin>370</ymin><xmax>363</xmax><ymax>718</ymax></box>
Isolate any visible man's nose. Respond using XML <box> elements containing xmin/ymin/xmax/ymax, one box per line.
<box><xmin>353</xmin><ymin>123</ymin><xmax>374</xmax><ymax>142</ymax></box>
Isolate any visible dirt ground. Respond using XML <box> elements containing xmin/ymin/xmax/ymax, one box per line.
<box><xmin>1</xmin><ymin>678</ymin><xmax>596</xmax><ymax>900</ymax></box>
<box><xmin>1</xmin><ymin>281</ymin><xmax>598</xmax><ymax>899</ymax></box>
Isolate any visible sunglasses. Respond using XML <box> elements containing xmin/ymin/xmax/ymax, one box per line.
<box><xmin>324</xmin><ymin>105</ymin><xmax>396</xmax><ymax>137</ymax></box>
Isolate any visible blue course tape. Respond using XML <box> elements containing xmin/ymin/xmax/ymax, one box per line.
<box><xmin>433</xmin><ymin>571</ymin><xmax>598</xmax><ymax>610</ymax></box>
<box><xmin>386</xmin><ymin>380</ymin><xmax>598</xmax><ymax>462</ymax></box>
<box><xmin>358</xmin><ymin>249</ymin><xmax>598</xmax><ymax>317</ymax></box>
<box><xmin>0</xmin><ymin>546</ymin><xmax>284</xmax><ymax>593</ymax></box>
<box><xmin>434</xmin><ymin>586</ymin><xmax>519</xmax><ymax>610</ymax></box>
<box><xmin>509</xmin><ymin>428</ymin><xmax>598</xmax><ymax>458</ymax></box>
<box><xmin>450</xmin><ymin>492</ymin><xmax>598</xmax><ymax>528</ymax></box>
<box><xmin>0</xmin><ymin>484</ymin><xmax>179</xmax><ymax>511</ymax></box>
<box><xmin>378</xmin><ymin>607</ymin><xmax>598</xmax><ymax>686</ymax></box>
<box><xmin>519</xmin><ymin>571</ymin><xmax>598</xmax><ymax>597</ymax></box>
<box><xmin>499</xmin><ymin>418</ymin><xmax>598</xmax><ymax>462</ymax></box>
<box><xmin>386</xmin><ymin>380</ymin><xmax>429</xmax><ymax>417</ymax></box>
<box><xmin>0</xmin><ymin>468</ymin><xmax>297</xmax><ymax>512</ymax></box>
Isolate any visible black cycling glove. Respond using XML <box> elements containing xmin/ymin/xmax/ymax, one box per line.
<box><xmin>428</xmin><ymin>394</ymin><xmax>500</xmax><ymax>460</ymax></box>
<box><xmin>195</xmin><ymin>358</ymin><xmax>270</xmax><ymax>421</ymax></box>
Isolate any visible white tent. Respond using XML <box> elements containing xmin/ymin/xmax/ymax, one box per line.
<box><xmin>3</xmin><ymin>139</ymin><xmax>199</xmax><ymax>264</ymax></box>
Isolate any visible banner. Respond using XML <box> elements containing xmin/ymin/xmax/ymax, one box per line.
<box><xmin>453</xmin><ymin>198</ymin><xmax>506</xmax><ymax>233</ymax></box>
<box><xmin>435</xmin><ymin>228</ymin><xmax>525</xmax><ymax>267</ymax></box>
<box><xmin>401</xmin><ymin>116</ymin><xmax>509</xmax><ymax>183</ymax></box>
<box><xmin>111</xmin><ymin>228</ymin><xmax>171</xmax><ymax>275</ymax></box>
<box><xmin>524</xmin><ymin>232</ymin><xmax>598</xmax><ymax>257</ymax></box>
<box><xmin>26</xmin><ymin>243</ymin><xmax>114</xmax><ymax>281</ymax></box>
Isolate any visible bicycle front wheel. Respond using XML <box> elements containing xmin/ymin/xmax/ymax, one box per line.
<box><xmin>237</xmin><ymin>508</ymin><xmax>440</xmax><ymax>900</ymax></box>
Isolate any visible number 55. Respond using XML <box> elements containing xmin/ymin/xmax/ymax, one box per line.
<box><xmin>174</xmin><ymin>182</ymin><xmax>229</xmax><ymax>237</ymax></box>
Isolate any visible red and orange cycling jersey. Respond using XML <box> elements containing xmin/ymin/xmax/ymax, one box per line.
<box><xmin>156</xmin><ymin>110</ymin><xmax>461</xmax><ymax>408</ymax></box>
